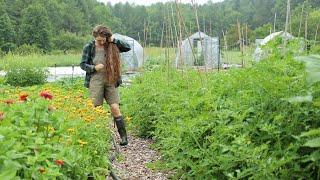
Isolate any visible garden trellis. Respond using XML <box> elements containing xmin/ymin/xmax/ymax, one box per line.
<box><xmin>114</xmin><ymin>33</ymin><xmax>144</xmax><ymax>71</ymax></box>
<box><xmin>175</xmin><ymin>31</ymin><xmax>220</xmax><ymax>69</ymax></box>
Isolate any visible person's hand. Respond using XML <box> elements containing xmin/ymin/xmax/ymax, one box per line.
<box><xmin>95</xmin><ymin>64</ymin><xmax>104</xmax><ymax>71</ymax></box>
<box><xmin>109</xmin><ymin>35</ymin><xmax>114</xmax><ymax>43</ymax></box>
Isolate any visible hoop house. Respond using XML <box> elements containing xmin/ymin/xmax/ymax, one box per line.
<box><xmin>114</xmin><ymin>33</ymin><xmax>144</xmax><ymax>71</ymax></box>
<box><xmin>175</xmin><ymin>32</ymin><xmax>220</xmax><ymax>68</ymax></box>
<box><xmin>253</xmin><ymin>31</ymin><xmax>294</xmax><ymax>61</ymax></box>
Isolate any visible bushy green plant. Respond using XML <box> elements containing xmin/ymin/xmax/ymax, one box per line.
<box><xmin>5</xmin><ymin>62</ymin><xmax>48</xmax><ymax>86</ymax></box>
<box><xmin>52</xmin><ymin>32</ymin><xmax>90</xmax><ymax>52</ymax></box>
<box><xmin>121</xmin><ymin>50</ymin><xmax>320</xmax><ymax>178</ymax></box>
<box><xmin>12</xmin><ymin>44</ymin><xmax>43</xmax><ymax>56</ymax></box>
<box><xmin>311</xmin><ymin>44</ymin><xmax>320</xmax><ymax>54</ymax></box>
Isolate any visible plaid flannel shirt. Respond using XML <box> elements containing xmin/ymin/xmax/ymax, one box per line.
<box><xmin>80</xmin><ymin>38</ymin><xmax>131</xmax><ymax>88</ymax></box>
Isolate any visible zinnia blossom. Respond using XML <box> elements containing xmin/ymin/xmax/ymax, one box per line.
<box><xmin>40</xmin><ymin>91</ymin><xmax>53</xmax><ymax>100</ymax></box>
<box><xmin>3</xmin><ymin>99</ymin><xmax>15</xmax><ymax>104</ymax></box>
<box><xmin>19</xmin><ymin>93</ymin><xmax>29</xmax><ymax>102</ymax></box>
<box><xmin>55</xmin><ymin>159</ymin><xmax>64</xmax><ymax>166</ymax></box>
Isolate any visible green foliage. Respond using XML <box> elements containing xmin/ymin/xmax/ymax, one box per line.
<box><xmin>52</xmin><ymin>32</ymin><xmax>90</xmax><ymax>52</ymax></box>
<box><xmin>4</xmin><ymin>62</ymin><xmax>48</xmax><ymax>87</ymax></box>
<box><xmin>122</xmin><ymin>51</ymin><xmax>320</xmax><ymax>178</ymax></box>
<box><xmin>254</xmin><ymin>23</ymin><xmax>272</xmax><ymax>39</ymax></box>
<box><xmin>1</xmin><ymin>0</ymin><xmax>320</xmax><ymax>50</ymax></box>
<box><xmin>19</xmin><ymin>4</ymin><xmax>52</xmax><ymax>51</ymax></box>
<box><xmin>12</xmin><ymin>44</ymin><xmax>44</xmax><ymax>56</ymax></box>
<box><xmin>0</xmin><ymin>53</ymin><xmax>81</xmax><ymax>71</ymax></box>
<box><xmin>311</xmin><ymin>44</ymin><xmax>320</xmax><ymax>54</ymax></box>
<box><xmin>0</xmin><ymin>83</ymin><xmax>110</xmax><ymax>179</ymax></box>
<box><xmin>0</xmin><ymin>11</ymin><xmax>15</xmax><ymax>52</ymax></box>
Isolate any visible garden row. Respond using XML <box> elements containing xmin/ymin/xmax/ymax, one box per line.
<box><xmin>121</xmin><ymin>40</ymin><xmax>320</xmax><ymax>178</ymax></box>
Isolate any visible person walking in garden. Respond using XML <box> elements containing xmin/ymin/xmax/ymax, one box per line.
<box><xmin>80</xmin><ymin>25</ymin><xmax>131</xmax><ymax>146</ymax></box>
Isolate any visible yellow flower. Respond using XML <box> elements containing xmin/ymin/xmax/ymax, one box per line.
<box><xmin>125</xmin><ymin>116</ymin><xmax>132</xmax><ymax>122</ymax></box>
<box><xmin>77</xmin><ymin>139</ymin><xmax>88</xmax><ymax>146</ymax></box>
<box><xmin>48</xmin><ymin>126</ymin><xmax>55</xmax><ymax>133</ymax></box>
<box><xmin>67</xmin><ymin>128</ymin><xmax>75</xmax><ymax>133</ymax></box>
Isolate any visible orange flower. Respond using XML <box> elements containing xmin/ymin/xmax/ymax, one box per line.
<box><xmin>3</xmin><ymin>99</ymin><xmax>15</xmax><ymax>104</ymax></box>
<box><xmin>40</xmin><ymin>91</ymin><xmax>53</xmax><ymax>100</ymax></box>
<box><xmin>55</xmin><ymin>159</ymin><xmax>64</xmax><ymax>166</ymax></box>
<box><xmin>19</xmin><ymin>93</ymin><xmax>29</xmax><ymax>102</ymax></box>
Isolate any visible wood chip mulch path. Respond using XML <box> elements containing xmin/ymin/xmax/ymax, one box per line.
<box><xmin>107</xmin><ymin>130</ymin><xmax>172</xmax><ymax>180</ymax></box>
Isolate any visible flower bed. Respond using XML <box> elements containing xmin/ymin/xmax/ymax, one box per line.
<box><xmin>0</xmin><ymin>81</ymin><xmax>111</xmax><ymax>179</ymax></box>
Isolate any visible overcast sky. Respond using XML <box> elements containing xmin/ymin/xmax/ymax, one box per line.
<box><xmin>98</xmin><ymin>0</ymin><xmax>224</xmax><ymax>6</ymax></box>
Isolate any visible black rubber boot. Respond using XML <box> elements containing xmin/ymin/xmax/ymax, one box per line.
<box><xmin>114</xmin><ymin>116</ymin><xmax>128</xmax><ymax>146</ymax></box>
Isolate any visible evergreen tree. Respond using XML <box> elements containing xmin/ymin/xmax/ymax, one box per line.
<box><xmin>19</xmin><ymin>4</ymin><xmax>52</xmax><ymax>51</ymax></box>
<box><xmin>0</xmin><ymin>3</ymin><xmax>16</xmax><ymax>52</ymax></box>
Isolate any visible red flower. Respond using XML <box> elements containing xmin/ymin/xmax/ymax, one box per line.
<box><xmin>40</xmin><ymin>91</ymin><xmax>53</xmax><ymax>100</ymax></box>
<box><xmin>19</xmin><ymin>93</ymin><xmax>29</xmax><ymax>102</ymax></box>
<box><xmin>3</xmin><ymin>99</ymin><xmax>15</xmax><ymax>104</ymax></box>
<box><xmin>0</xmin><ymin>111</ymin><xmax>4</xmax><ymax>121</ymax></box>
<box><xmin>55</xmin><ymin>159</ymin><xmax>64</xmax><ymax>166</ymax></box>
<box><xmin>38</xmin><ymin>167</ymin><xmax>46</xmax><ymax>174</ymax></box>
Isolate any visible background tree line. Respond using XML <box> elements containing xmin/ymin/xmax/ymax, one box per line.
<box><xmin>0</xmin><ymin>0</ymin><xmax>319</xmax><ymax>53</ymax></box>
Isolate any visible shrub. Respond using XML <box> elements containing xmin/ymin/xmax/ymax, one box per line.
<box><xmin>0</xmin><ymin>42</ymin><xmax>17</xmax><ymax>53</ymax></box>
<box><xmin>5</xmin><ymin>63</ymin><xmax>48</xmax><ymax>86</ymax></box>
<box><xmin>52</xmin><ymin>32</ymin><xmax>90</xmax><ymax>53</ymax></box>
<box><xmin>12</xmin><ymin>44</ymin><xmax>43</xmax><ymax>56</ymax></box>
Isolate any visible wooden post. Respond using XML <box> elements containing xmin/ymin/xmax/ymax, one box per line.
<box><xmin>160</xmin><ymin>21</ymin><xmax>165</xmax><ymax>48</ymax></box>
<box><xmin>237</xmin><ymin>20</ymin><xmax>244</xmax><ymax>67</ymax></box>
<box><xmin>143</xmin><ymin>19</ymin><xmax>147</xmax><ymax>47</ymax></box>
<box><xmin>246</xmin><ymin>23</ymin><xmax>248</xmax><ymax>45</ymax></box>
<box><xmin>209</xmin><ymin>18</ymin><xmax>212</xmax><ymax>36</ymax></box>
<box><xmin>170</xmin><ymin>2</ymin><xmax>179</xmax><ymax>49</ymax></box>
<box><xmin>298</xmin><ymin>3</ymin><xmax>304</xmax><ymax>38</ymax></box>
<box><xmin>203</xmin><ymin>15</ymin><xmax>206</xmax><ymax>34</ymax></box>
<box><xmin>222</xmin><ymin>30</ymin><xmax>229</xmax><ymax>65</ymax></box>
<box><xmin>175</xmin><ymin>0</ymin><xmax>184</xmax><ymax>68</ymax></box>
<box><xmin>305</xmin><ymin>13</ymin><xmax>308</xmax><ymax>40</ymax></box>
<box><xmin>273</xmin><ymin>13</ymin><xmax>277</xmax><ymax>33</ymax></box>
<box><xmin>148</xmin><ymin>22</ymin><xmax>152</xmax><ymax>47</ymax></box>
<box><xmin>241</xmin><ymin>26</ymin><xmax>245</xmax><ymax>67</ymax></box>
<box><xmin>284</xmin><ymin>0</ymin><xmax>290</xmax><ymax>50</ymax></box>
<box><xmin>315</xmin><ymin>24</ymin><xmax>319</xmax><ymax>46</ymax></box>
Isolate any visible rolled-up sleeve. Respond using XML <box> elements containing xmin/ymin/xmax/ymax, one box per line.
<box><xmin>114</xmin><ymin>38</ymin><xmax>131</xmax><ymax>53</ymax></box>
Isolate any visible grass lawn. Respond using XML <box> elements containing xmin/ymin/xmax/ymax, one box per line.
<box><xmin>0</xmin><ymin>53</ymin><xmax>81</xmax><ymax>70</ymax></box>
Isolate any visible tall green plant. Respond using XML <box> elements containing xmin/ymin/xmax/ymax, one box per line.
<box><xmin>121</xmin><ymin>44</ymin><xmax>319</xmax><ymax>178</ymax></box>
<box><xmin>4</xmin><ymin>60</ymin><xmax>48</xmax><ymax>87</ymax></box>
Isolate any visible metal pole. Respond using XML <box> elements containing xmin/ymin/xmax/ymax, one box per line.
<box><xmin>72</xmin><ymin>64</ymin><xmax>74</xmax><ymax>83</ymax></box>
<box><xmin>54</xmin><ymin>64</ymin><xmax>57</xmax><ymax>81</ymax></box>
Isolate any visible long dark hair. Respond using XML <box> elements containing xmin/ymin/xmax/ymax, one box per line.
<box><xmin>92</xmin><ymin>25</ymin><xmax>120</xmax><ymax>84</ymax></box>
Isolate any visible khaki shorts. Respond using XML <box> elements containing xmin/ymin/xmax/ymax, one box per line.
<box><xmin>89</xmin><ymin>75</ymin><xmax>120</xmax><ymax>106</ymax></box>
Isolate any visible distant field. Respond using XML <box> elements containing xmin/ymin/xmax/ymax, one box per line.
<box><xmin>0</xmin><ymin>53</ymin><xmax>81</xmax><ymax>70</ymax></box>
<box><xmin>220</xmin><ymin>46</ymin><xmax>255</xmax><ymax>66</ymax></box>
<box><xmin>144</xmin><ymin>47</ymin><xmax>176</xmax><ymax>59</ymax></box>
<box><xmin>0</xmin><ymin>47</ymin><xmax>255</xmax><ymax>70</ymax></box>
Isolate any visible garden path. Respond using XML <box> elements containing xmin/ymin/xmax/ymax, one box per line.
<box><xmin>107</xmin><ymin>128</ymin><xmax>171</xmax><ymax>180</ymax></box>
